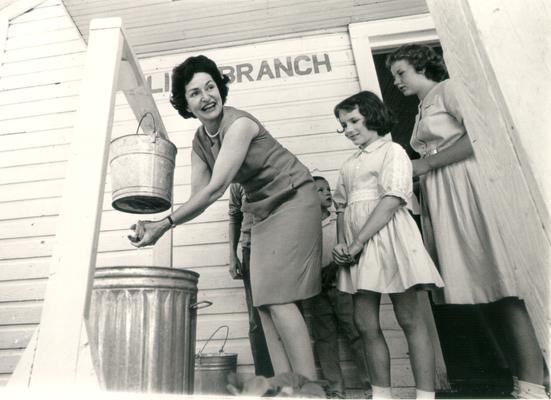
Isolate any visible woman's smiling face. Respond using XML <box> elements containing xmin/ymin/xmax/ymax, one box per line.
<box><xmin>184</xmin><ymin>72</ymin><xmax>223</xmax><ymax>122</ymax></box>
<box><xmin>338</xmin><ymin>106</ymin><xmax>379</xmax><ymax>149</ymax></box>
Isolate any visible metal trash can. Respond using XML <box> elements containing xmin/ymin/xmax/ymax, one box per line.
<box><xmin>89</xmin><ymin>266</ymin><xmax>211</xmax><ymax>393</ymax></box>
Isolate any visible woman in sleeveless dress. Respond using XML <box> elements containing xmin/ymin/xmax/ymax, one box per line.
<box><xmin>128</xmin><ymin>55</ymin><xmax>321</xmax><ymax>380</ymax></box>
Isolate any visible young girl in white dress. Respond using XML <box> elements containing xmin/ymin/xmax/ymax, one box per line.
<box><xmin>332</xmin><ymin>91</ymin><xmax>444</xmax><ymax>399</ymax></box>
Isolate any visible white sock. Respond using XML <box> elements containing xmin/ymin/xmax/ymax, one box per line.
<box><xmin>372</xmin><ymin>384</ymin><xmax>392</xmax><ymax>399</ymax></box>
<box><xmin>416</xmin><ymin>389</ymin><xmax>435</xmax><ymax>399</ymax></box>
<box><xmin>511</xmin><ymin>375</ymin><xmax>520</xmax><ymax>398</ymax></box>
<box><xmin>517</xmin><ymin>380</ymin><xmax>549</xmax><ymax>399</ymax></box>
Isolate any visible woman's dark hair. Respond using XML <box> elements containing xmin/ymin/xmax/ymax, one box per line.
<box><xmin>385</xmin><ymin>44</ymin><xmax>448</xmax><ymax>82</ymax></box>
<box><xmin>170</xmin><ymin>55</ymin><xmax>230</xmax><ymax>119</ymax></box>
<box><xmin>333</xmin><ymin>91</ymin><xmax>394</xmax><ymax>136</ymax></box>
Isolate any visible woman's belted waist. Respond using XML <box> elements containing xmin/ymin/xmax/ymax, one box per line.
<box><xmin>349</xmin><ymin>189</ymin><xmax>380</xmax><ymax>204</ymax></box>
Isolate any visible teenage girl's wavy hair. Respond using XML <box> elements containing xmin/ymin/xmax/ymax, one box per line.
<box><xmin>169</xmin><ymin>55</ymin><xmax>230</xmax><ymax>119</ymax></box>
<box><xmin>333</xmin><ymin>91</ymin><xmax>394</xmax><ymax>136</ymax></box>
<box><xmin>385</xmin><ymin>44</ymin><xmax>449</xmax><ymax>82</ymax></box>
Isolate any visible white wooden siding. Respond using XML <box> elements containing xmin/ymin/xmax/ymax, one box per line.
<box><xmin>62</xmin><ymin>0</ymin><xmax>428</xmax><ymax>56</ymax></box>
<box><xmin>0</xmin><ymin>0</ymin><xmax>87</xmax><ymax>385</ymax></box>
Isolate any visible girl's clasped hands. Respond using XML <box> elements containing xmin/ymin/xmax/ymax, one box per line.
<box><xmin>332</xmin><ymin>242</ymin><xmax>362</xmax><ymax>266</ymax></box>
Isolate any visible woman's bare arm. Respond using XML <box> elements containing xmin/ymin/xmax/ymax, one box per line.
<box><xmin>129</xmin><ymin>117</ymin><xmax>259</xmax><ymax>247</ymax></box>
<box><xmin>412</xmin><ymin>134</ymin><xmax>473</xmax><ymax>177</ymax></box>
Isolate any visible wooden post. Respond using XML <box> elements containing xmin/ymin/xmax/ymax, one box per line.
<box><xmin>426</xmin><ymin>0</ymin><xmax>550</xmax><ymax>363</ymax></box>
<box><xmin>8</xmin><ymin>16</ymin><xmax>174</xmax><ymax>388</ymax></box>
<box><xmin>349</xmin><ymin>23</ymin><xmax>382</xmax><ymax>97</ymax></box>
<box><xmin>21</xmin><ymin>17</ymin><xmax>125</xmax><ymax>388</ymax></box>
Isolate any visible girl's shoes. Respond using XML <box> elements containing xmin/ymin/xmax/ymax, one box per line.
<box><xmin>515</xmin><ymin>380</ymin><xmax>549</xmax><ymax>399</ymax></box>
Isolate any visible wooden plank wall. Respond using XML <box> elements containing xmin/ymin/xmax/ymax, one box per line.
<box><xmin>0</xmin><ymin>1</ymin><xmax>19</xmax><ymax>10</ymax></box>
<box><xmin>62</xmin><ymin>0</ymin><xmax>428</xmax><ymax>56</ymax></box>
<box><xmin>0</xmin><ymin>0</ymin><xmax>88</xmax><ymax>385</ymax></box>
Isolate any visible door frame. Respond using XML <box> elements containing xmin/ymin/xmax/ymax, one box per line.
<box><xmin>348</xmin><ymin>14</ymin><xmax>438</xmax><ymax>93</ymax></box>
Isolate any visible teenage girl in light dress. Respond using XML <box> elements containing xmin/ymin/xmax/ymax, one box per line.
<box><xmin>386</xmin><ymin>44</ymin><xmax>547</xmax><ymax>399</ymax></box>
<box><xmin>332</xmin><ymin>91</ymin><xmax>444</xmax><ymax>399</ymax></box>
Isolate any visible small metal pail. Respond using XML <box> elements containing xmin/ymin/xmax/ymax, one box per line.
<box><xmin>194</xmin><ymin>325</ymin><xmax>238</xmax><ymax>395</ymax></box>
<box><xmin>109</xmin><ymin>112</ymin><xmax>177</xmax><ymax>214</ymax></box>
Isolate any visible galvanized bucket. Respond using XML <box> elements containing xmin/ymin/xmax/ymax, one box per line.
<box><xmin>89</xmin><ymin>266</ymin><xmax>212</xmax><ymax>394</ymax></box>
<box><xmin>194</xmin><ymin>325</ymin><xmax>238</xmax><ymax>395</ymax></box>
<box><xmin>109</xmin><ymin>112</ymin><xmax>177</xmax><ymax>214</ymax></box>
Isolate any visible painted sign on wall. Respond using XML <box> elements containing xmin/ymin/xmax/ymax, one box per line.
<box><xmin>146</xmin><ymin>53</ymin><xmax>332</xmax><ymax>94</ymax></box>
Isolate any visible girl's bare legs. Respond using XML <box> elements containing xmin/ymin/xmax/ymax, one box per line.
<box><xmin>259</xmin><ymin>303</ymin><xmax>316</xmax><ymax>380</ymax></box>
<box><xmin>390</xmin><ymin>289</ymin><xmax>435</xmax><ymax>392</ymax></box>
<box><xmin>258</xmin><ymin>307</ymin><xmax>291</xmax><ymax>375</ymax></box>
<box><xmin>354</xmin><ymin>291</ymin><xmax>391</xmax><ymax>388</ymax></box>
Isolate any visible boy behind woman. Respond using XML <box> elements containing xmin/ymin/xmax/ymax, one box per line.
<box><xmin>306</xmin><ymin>176</ymin><xmax>371</xmax><ymax>399</ymax></box>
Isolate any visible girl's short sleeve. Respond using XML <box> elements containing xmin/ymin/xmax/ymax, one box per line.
<box><xmin>379</xmin><ymin>143</ymin><xmax>412</xmax><ymax>204</ymax></box>
<box><xmin>332</xmin><ymin>170</ymin><xmax>347</xmax><ymax>213</ymax></box>
<box><xmin>442</xmin><ymin>79</ymin><xmax>464</xmax><ymax>125</ymax></box>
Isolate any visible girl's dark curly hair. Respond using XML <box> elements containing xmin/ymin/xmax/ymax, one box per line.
<box><xmin>333</xmin><ymin>91</ymin><xmax>394</xmax><ymax>137</ymax></box>
<box><xmin>169</xmin><ymin>55</ymin><xmax>230</xmax><ymax>119</ymax></box>
<box><xmin>385</xmin><ymin>44</ymin><xmax>448</xmax><ymax>82</ymax></box>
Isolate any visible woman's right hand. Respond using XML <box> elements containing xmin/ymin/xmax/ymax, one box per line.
<box><xmin>229</xmin><ymin>257</ymin><xmax>243</xmax><ymax>280</ymax></box>
<box><xmin>332</xmin><ymin>243</ymin><xmax>352</xmax><ymax>266</ymax></box>
<box><xmin>128</xmin><ymin>218</ymin><xmax>170</xmax><ymax>248</ymax></box>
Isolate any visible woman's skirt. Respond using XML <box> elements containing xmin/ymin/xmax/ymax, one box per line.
<box><xmin>250</xmin><ymin>181</ymin><xmax>322</xmax><ymax>306</ymax></box>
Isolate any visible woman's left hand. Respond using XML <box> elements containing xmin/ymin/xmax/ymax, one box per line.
<box><xmin>128</xmin><ymin>219</ymin><xmax>170</xmax><ymax>248</ymax></box>
<box><xmin>412</xmin><ymin>158</ymin><xmax>431</xmax><ymax>177</ymax></box>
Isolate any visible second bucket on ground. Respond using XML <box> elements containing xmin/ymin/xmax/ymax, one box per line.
<box><xmin>194</xmin><ymin>325</ymin><xmax>238</xmax><ymax>395</ymax></box>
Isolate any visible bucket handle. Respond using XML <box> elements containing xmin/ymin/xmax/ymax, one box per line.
<box><xmin>196</xmin><ymin>325</ymin><xmax>230</xmax><ymax>357</ymax></box>
<box><xmin>190</xmin><ymin>300</ymin><xmax>212</xmax><ymax>310</ymax></box>
<box><xmin>135</xmin><ymin>112</ymin><xmax>158</xmax><ymax>141</ymax></box>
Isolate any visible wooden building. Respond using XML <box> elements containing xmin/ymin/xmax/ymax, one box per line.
<box><xmin>0</xmin><ymin>0</ymin><xmax>548</xmax><ymax>397</ymax></box>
